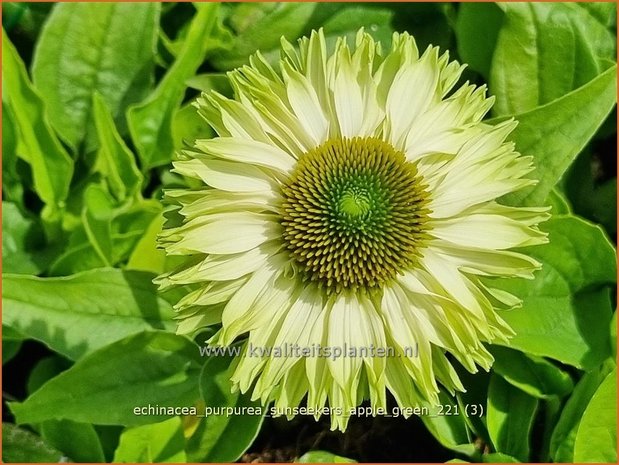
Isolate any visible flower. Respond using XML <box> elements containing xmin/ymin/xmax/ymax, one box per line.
<box><xmin>157</xmin><ymin>28</ymin><xmax>549</xmax><ymax>431</ymax></box>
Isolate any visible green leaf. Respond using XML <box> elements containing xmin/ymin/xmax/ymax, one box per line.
<box><xmin>2</xmin><ymin>268</ymin><xmax>175</xmax><ymax>361</ymax></box>
<box><xmin>573</xmin><ymin>368</ymin><xmax>617</xmax><ymax>463</ymax></box>
<box><xmin>493</xmin><ymin>215</ymin><xmax>616</xmax><ymax>369</ymax></box>
<box><xmin>31</xmin><ymin>3</ymin><xmax>160</xmax><ymax>150</ymax></box>
<box><xmin>2</xmin><ymin>423</ymin><xmax>66</xmax><ymax>463</ymax></box>
<box><xmin>2</xmin><ymin>102</ymin><xmax>23</xmax><ymax>205</ymax></box>
<box><xmin>92</xmin><ymin>93</ymin><xmax>142</xmax><ymax>202</ymax></box>
<box><xmin>2</xmin><ymin>202</ymin><xmax>43</xmax><ymax>275</ymax></box>
<box><xmin>296</xmin><ymin>451</ymin><xmax>357</xmax><ymax>463</ymax></box>
<box><xmin>490</xmin><ymin>346</ymin><xmax>574</xmax><ymax>399</ymax></box>
<box><xmin>481</xmin><ymin>452</ymin><xmax>520</xmax><ymax>463</ymax></box>
<box><xmin>420</xmin><ymin>391</ymin><xmax>475</xmax><ymax>456</ymax></box>
<box><xmin>455</xmin><ymin>3</ymin><xmax>504</xmax><ymax>79</ymax></box>
<box><xmin>26</xmin><ymin>355</ymin><xmax>71</xmax><ymax>395</ymax></box>
<box><xmin>41</xmin><ymin>419</ymin><xmax>105</xmax><ymax>463</ymax></box>
<box><xmin>185</xmin><ymin>355</ymin><xmax>264</xmax><ymax>462</ymax></box>
<box><xmin>487</xmin><ymin>375</ymin><xmax>538</xmax><ymax>462</ymax></box>
<box><xmin>81</xmin><ymin>184</ymin><xmax>115</xmax><ymax>266</ymax></box>
<box><xmin>2</xmin><ymin>31</ymin><xmax>74</xmax><ymax>210</ymax></box>
<box><xmin>2</xmin><ymin>340</ymin><xmax>22</xmax><ymax>365</ymax></box>
<box><xmin>9</xmin><ymin>331</ymin><xmax>202</xmax><ymax>426</ymax></box>
<box><xmin>172</xmin><ymin>102</ymin><xmax>215</xmax><ymax>152</ymax></box>
<box><xmin>113</xmin><ymin>417</ymin><xmax>186</xmax><ymax>463</ymax></box>
<box><xmin>126</xmin><ymin>213</ymin><xmax>166</xmax><ymax>274</ymax></box>
<box><xmin>490</xmin><ymin>3</ymin><xmax>616</xmax><ymax>116</ymax></box>
<box><xmin>127</xmin><ymin>3</ymin><xmax>219</xmax><ymax>169</ymax></box>
<box><xmin>500</xmin><ymin>64</ymin><xmax>617</xmax><ymax>206</ymax></box>
<box><xmin>210</xmin><ymin>3</ymin><xmax>316</xmax><ymax>70</ymax></box>
<box><xmin>550</xmin><ymin>366</ymin><xmax>612</xmax><ymax>462</ymax></box>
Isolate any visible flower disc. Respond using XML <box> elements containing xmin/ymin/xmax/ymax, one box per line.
<box><xmin>281</xmin><ymin>137</ymin><xmax>430</xmax><ymax>292</ymax></box>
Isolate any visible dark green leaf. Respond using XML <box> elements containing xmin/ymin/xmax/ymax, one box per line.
<box><xmin>186</xmin><ymin>355</ymin><xmax>264</xmax><ymax>462</ymax></box>
<box><xmin>32</xmin><ymin>3</ymin><xmax>160</xmax><ymax>150</ymax></box>
<box><xmin>9</xmin><ymin>331</ymin><xmax>202</xmax><ymax>426</ymax></box>
<box><xmin>2</xmin><ymin>268</ymin><xmax>175</xmax><ymax>360</ymax></box>
<box><xmin>490</xmin><ymin>346</ymin><xmax>574</xmax><ymax>399</ymax></box>
<box><xmin>2</xmin><ymin>423</ymin><xmax>66</xmax><ymax>463</ymax></box>
<box><xmin>487</xmin><ymin>375</ymin><xmax>538</xmax><ymax>462</ymax></box>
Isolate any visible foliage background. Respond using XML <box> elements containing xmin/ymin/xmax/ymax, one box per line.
<box><xmin>2</xmin><ymin>2</ymin><xmax>617</xmax><ymax>463</ymax></box>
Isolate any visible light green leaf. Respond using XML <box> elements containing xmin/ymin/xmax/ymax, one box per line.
<box><xmin>113</xmin><ymin>417</ymin><xmax>186</xmax><ymax>463</ymax></box>
<box><xmin>172</xmin><ymin>102</ymin><xmax>215</xmax><ymax>152</ymax></box>
<box><xmin>9</xmin><ymin>331</ymin><xmax>202</xmax><ymax>426</ymax></box>
<box><xmin>126</xmin><ymin>213</ymin><xmax>166</xmax><ymax>274</ymax></box>
<box><xmin>487</xmin><ymin>375</ymin><xmax>538</xmax><ymax>462</ymax></box>
<box><xmin>2</xmin><ymin>202</ymin><xmax>42</xmax><ymax>275</ymax></box>
<box><xmin>490</xmin><ymin>346</ymin><xmax>574</xmax><ymax>399</ymax></box>
<box><xmin>550</xmin><ymin>366</ymin><xmax>612</xmax><ymax>462</ymax></box>
<box><xmin>500</xmin><ymin>64</ymin><xmax>617</xmax><ymax>206</ymax></box>
<box><xmin>186</xmin><ymin>355</ymin><xmax>264</xmax><ymax>462</ymax></box>
<box><xmin>455</xmin><ymin>3</ymin><xmax>504</xmax><ymax>80</ymax></box>
<box><xmin>491</xmin><ymin>3</ymin><xmax>616</xmax><ymax>115</ymax></box>
<box><xmin>482</xmin><ymin>452</ymin><xmax>520</xmax><ymax>463</ymax></box>
<box><xmin>31</xmin><ymin>3</ymin><xmax>160</xmax><ymax>150</ymax></box>
<box><xmin>128</xmin><ymin>3</ymin><xmax>219</xmax><ymax>169</ymax></box>
<box><xmin>494</xmin><ymin>215</ymin><xmax>616</xmax><ymax>369</ymax></box>
<box><xmin>92</xmin><ymin>93</ymin><xmax>142</xmax><ymax>202</ymax></box>
<box><xmin>2</xmin><ymin>31</ymin><xmax>74</xmax><ymax>210</ymax></box>
<box><xmin>296</xmin><ymin>451</ymin><xmax>357</xmax><ymax>463</ymax></box>
<box><xmin>2</xmin><ymin>268</ymin><xmax>175</xmax><ymax>361</ymax></box>
<box><xmin>2</xmin><ymin>423</ymin><xmax>66</xmax><ymax>463</ymax></box>
<box><xmin>573</xmin><ymin>368</ymin><xmax>617</xmax><ymax>463</ymax></box>
<box><xmin>41</xmin><ymin>419</ymin><xmax>105</xmax><ymax>463</ymax></box>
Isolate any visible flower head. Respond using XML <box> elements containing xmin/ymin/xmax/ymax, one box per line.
<box><xmin>157</xmin><ymin>29</ymin><xmax>549</xmax><ymax>431</ymax></box>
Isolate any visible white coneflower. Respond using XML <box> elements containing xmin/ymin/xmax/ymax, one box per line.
<box><xmin>157</xmin><ymin>29</ymin><xmax>549</xmax><ymax>431</ymax></box>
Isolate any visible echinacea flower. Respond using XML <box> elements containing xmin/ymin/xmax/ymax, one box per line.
<box><xmin>157</xmin><ymin>28</ymin><xmax>549</xmax><ymax>431</ymax></box>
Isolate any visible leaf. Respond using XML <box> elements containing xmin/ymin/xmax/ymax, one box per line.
<box><xmin>2</xmin><ymin>102</ymin><xmax>23</xmax><ymax>205</ymax></box>
<box><xmin>92</xmin><ymin>93</ymin><xmax>142</xmax><ymax>202</ymax></box>
<box><xmin>2</xmin><ymin>340</ymin><xmax>22</xmax><ymax>365</ymax></box>
<box><xmin>2</xmin><ymin>423</ymin><xmax>66</xmax><ymax>463</ymax></box>
<box><xmin>9</xmin><ymin>331</ymin><xmax>202</xmax><ymax>426</ymax></box>
<box><xmin>210</xmin><ymin>3</ymin><xmax>317</xmax><ymax>70</ymax></box>
<box><xmin>490</xmin><ymin>3</ymin><xmax>616</xmax><ymax>116</ymax></box>
<box><xmin>455</xmin><ymin>3</ymin><xmax>504</xmax><ymax>80</ymax></box>
<box><xmin>113</xmin><ymin>417</ymin><xmax>186</xmax><ymax>463</ymax></box>
<box><xmin>420</xmin><ymin>391</ymin><xmax>476</xmax><ymax>456</ymax></box>
<box><xmin>41</xmin><ymin>419</ymin><xmax>105</xmax><ymax>463</ymax></box>
<box><xmin>81</xmin><ymin>184</ymin><xmax>115</xmax><ymax>266</ymax></box>
<box><xmin>126</xmin><ymin>213</ymin><xmax>166</xmax><ymax>274</ymax></box>
<box><xmin>185</xmin><ymin>355</ymin><xmax>264</xmax><ymax>462</ymax></box>
<box><xmin>490</xmin><ymin>346</ymin><xmax>574</xmax><ymax>399</ymax></box>
<box><xmin>2</xmin><ymin>31</ymin><xmax>74</xmax><ymax>210</ymax></box>
<box><xmin>127</xmin><ymin>3</ymin><xmax>219</xmax><ymax>169</ymax></box>
<box><xmin>2</xmin><ymin>268</ymin><xmax>175</xmax><ymax>361</ymax></box>
<box><xmin>500</xmin><ymin>64</ymin><xmax>617</xmax><ymax>206</ymax></box>
<box><xmin>482</xmin><ymin>452</ymin><xmax>520</xmax><ymax>463</ymax></box>
<box><xmin>493</xmin><ymin>215</ymin><xmax>616</xmax><ymax>369</ymax></box>
<box><xmin>487</xmin><ymin>375</ymin><xmax>538</xmax><ymax>462</ymax></box>
<box><xmin>31</xmin><ymin>3</ymin><xmax>160</xmax><ymax>150</ymax></box>
<box><xmin>2</xmin><ymin>202</ymin><xmax>43</xmax><ymax>275</ymax></box>
<box><xmin>172</xmin><ymin>102</ymin><xmax>215</xmax><ymax>152</ymax></box>
<box><xmin>550</xmin><ymin>366</ymin><xmax>612</xmax><ymax>462</ymax></box>
<box><xmin>573</xmin><ymin>368</ymin><xmax>617</xmax><ymax>463</ymax></box>
<box><xmin>296</xmin><ymin>451</ymin><xmax>357</xmax><ymax>463</ymax></box>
